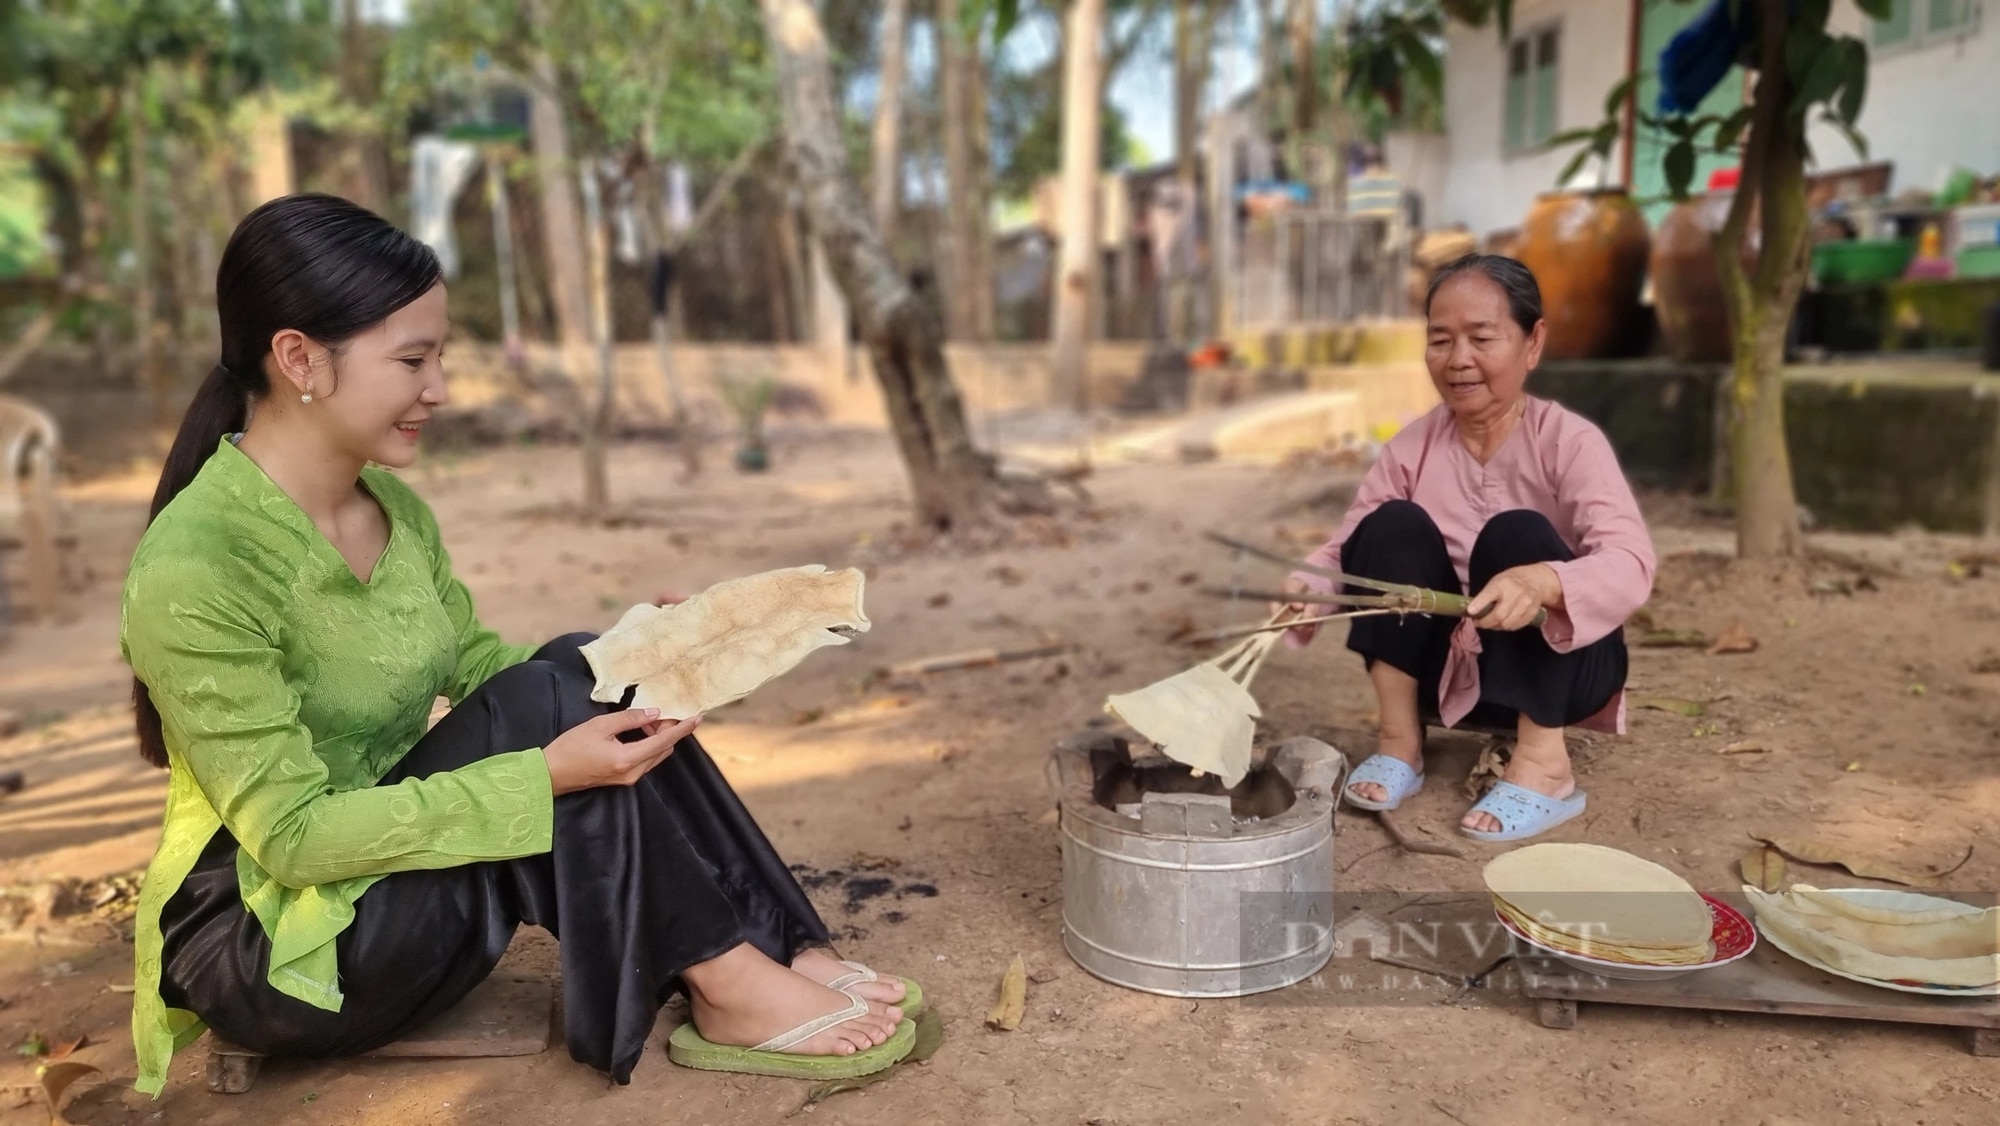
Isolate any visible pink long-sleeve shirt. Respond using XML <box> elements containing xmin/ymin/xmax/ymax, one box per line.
<box><xmin>1290</xmin><ymin>398</ymin><xmax>1656</xmax><ymax>733</ymax></box>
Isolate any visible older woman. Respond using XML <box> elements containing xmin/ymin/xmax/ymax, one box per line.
<box><xmin>1279</xmin><ymin>254</ymin><xmax>1655</xmax><ymax>842</ymax></box>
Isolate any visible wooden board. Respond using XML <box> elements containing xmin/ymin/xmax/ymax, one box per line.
<box><xmin>1519</xmin><ymin>891</ymin><xmax>2000</xmax><ymax>1055</ymax></box>
<box><xmin>205</xmin><ymin>976</ymin><xmax>552</xmax><ymax>1093</ymax></box>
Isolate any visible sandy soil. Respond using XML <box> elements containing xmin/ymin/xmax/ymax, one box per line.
<box><xmin>3</xmin><ymin>419</ymin><xmax>1999</xmax><ymax>1126</ymax></box>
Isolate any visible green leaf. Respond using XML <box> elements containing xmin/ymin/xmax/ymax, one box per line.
<box><xmin>1560</xmin><ymin>144</ymin><xmax>1592</xmax><ymax>188</ymax></box>
<box><xmin>1602</xmin><ymin>70</ymin><xmax>1643</xmax><ymax>120</ymax></box>
<box><xmin>1788</xmin><ymin>33</ymin><xmax>1845</xmax><ymax>117</ymax></box>
<box><xmin>1544</xmin><ymin>126</ymin><xmax>1607</xmax><ymax>148</ymax></box>
<box><xmin>1396</xmin><ymin>35</ymin><xmax>1443</xmax><ymax>99</ymax></box>
<box><xmin>1819</xmin><ymin>110</ymin><xmax>1869</xmax><ymax>161</ymax></box>
<box><xmin>1797</xmin><ymin>0</ymin><xmax>1833</xmax><ymax>33</ymax></box>
<box><xmin>1715</xmin><ymin>105</ymin><xmax>1754</xmax><ymax>151</ymax></box>
<box><xmin>1663</xmin><ymin>138</ymin><xmax>1697</xmax><ymax>200</ymax></box>
<box><xmin>1833</xmin><ymin>37</ymin><xmax>1868</xmax><ymax>125</ymax></box>
<box><xmin>1854</xmin><ymin>0</ymin><xmax>1894</xmax><ymax>19</ymax></box>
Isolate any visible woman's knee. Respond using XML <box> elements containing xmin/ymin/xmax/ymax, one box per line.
<box><xmin>1343</xmin><ymin>500</ymin><xmax>1452</xmax><ymax>586</ymax></box>
<box><xmin>479</xmin><ymin>658</ymin><xmax>603</xmax><ymax>727</ymax></box>
<box><xmin>531</xmin><ymin>632</ymin><xmax>600</xmax><ymax>674</ymax></box>
<box><xmin>1353</xmin><ymin>498</ymin><xmax>1437</xmax><ymax>538</ymax></box>
<box><xmin>1471</xmin><ymin>509</ymin><xmax>1569</xmax><ymax>575</ymax></box>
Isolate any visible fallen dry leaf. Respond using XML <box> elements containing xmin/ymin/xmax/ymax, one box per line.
<box><xmin>1740</xmin><ymin>845</ymin><xmax>1786</xmax><ymax>893</ymax></box>
<box><xmin>1843</xmin><ymin>760</ymin><xmax>1863</xmax><ymax>773</ymax></box>
<box><xmin>1707</xmin><ymin>621</ymin><xmax>1760</xmax><ymax>655</ymax></box>
<box><xmin>1750</xmin><ymin>835</ymin><xmax>1974</xmax><ymax>889</ymax></box>
<box><xmin>985</xmin><ymin>954</ymin><xmax>1027</xmax><ymax>1031</ymax></box>
<box><xmin>1634</xmin><ymin>697</ymin><xmax>1708</xmax><ymax>718</ymax></box>
<box><xmin>1637</xmin><ymin>629</ymin><xmax>1710</xmax><ymax>649</ymax></box>
<box><xmin>1718</xmin><ymin>740</ymin><xmax>1770</xmax><ymax>755</ymax></box>
<box><xmin>792</xmin><ymin>1008</ymin><xmax>944</xmax><ymax>1116</ymax></box>
<box><xmin>1974</xmin><ymin>656</ymin><xmax>2000</xmax><ymax>675</ymax></box>
<box><xmin>791</xmin><ymin>708</ymin><xmax>825</xmax><ymax>726</ymax></box>
<box><xmin>1462</xmin><ymin>739</ymin><xmax>1511</xmax><ymax>801</ymax></box>
<box><xmin>44</xmin><ymin>1035</ymin><xmax>87</xmax><ymax>1062</ymax></box>
<box><xmin>37</xmin><ymin>1061</ymin><xmax>101</xmax><ymax>1126</ymax></box>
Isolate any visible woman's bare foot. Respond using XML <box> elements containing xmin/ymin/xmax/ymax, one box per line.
<box><xmin>684</xmin><ymin>943</ymin><xmax>903</xmax><ymax>1056</ymax></box>
<box><xmin>1347</xmin><ymin>729</ymin><xmax>1425</xmax><ymax>805</ymax></box>
<box><xmin>1348</xmin><ymin>661</ymin><xmax>1426</xmax><ymax>805</ymax></box>
<box><xmin>791</xmin><ymin>948</ymin><xmax>907</xmax><ymax>1007</ymax></box>
<box><xmin>1460</xmin><ymin>719</ymin><xmax>1575</xmax><ymax>834</ymax></box>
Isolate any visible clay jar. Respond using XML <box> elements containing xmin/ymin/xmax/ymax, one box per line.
<box><xmin>1514</xmin><ymin>189</ymin><xmax>1651</xmax><ymax>360</ymax></box>
<box><xmin>1652</xmin><ymin>191</ymin><xmax>1759</xmax><ymax>362</ymax></box>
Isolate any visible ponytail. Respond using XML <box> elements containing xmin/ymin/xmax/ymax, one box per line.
<box><xmin>127</xmin><ymin>194</ymin><xmax>443</xmax><ymax>768</ymax></box>
<box><xmin>133</xmin><ymin>363</ymin><xmax>253</xmax><ymax>768</ymax></box>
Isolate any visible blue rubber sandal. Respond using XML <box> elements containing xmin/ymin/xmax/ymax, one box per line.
<box><xmin>1459</xmin><ymin>780</ymin><xmax>1588</xmax><ymax>842</ymax></box>
<box><xmin>1342</xmin><ymin>754</ymin><xmax>1425</xmax><ymax>812</ymax></box>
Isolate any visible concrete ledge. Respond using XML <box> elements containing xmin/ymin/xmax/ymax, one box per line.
<box><xmin>1532</xmin><ymin>359</ymin><xmax>2000</xmax><ymax>535</ymax></box>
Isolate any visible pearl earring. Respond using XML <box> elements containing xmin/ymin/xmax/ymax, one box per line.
<box><xmin>300</xmin><ymin>389</ymin><xmax>313</xmax><ymax>404</ymax></box>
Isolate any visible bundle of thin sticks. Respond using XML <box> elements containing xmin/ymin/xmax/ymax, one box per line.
<box><xmin>1196</xmin><ymin>531</ymin><xmax>1546</xmax><ymax>642</ymax></box>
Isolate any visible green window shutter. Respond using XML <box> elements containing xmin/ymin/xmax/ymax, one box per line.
<box><xmin>1874</xmin><ymin>0</ymin><xmax>1914</xmax><ymax>46</ymax></box>
<box><xmin>1533</xmin><ymin>28</ymin><xmax>1561</xmax><ymax>145</ymax></box>
<box><xmin>1927</xmin><ymin>0</ymin><xmax>1969</xmax><ymax>34</ymax></box>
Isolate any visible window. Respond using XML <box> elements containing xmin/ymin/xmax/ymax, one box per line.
<box><xmin>1504</xmin><ymin>24</ymin><xmax>1561</xmax><ymax>153</ymax></box>
<box><xmin>1872</xmin><ymin>0</ymin><xmax>1978</xmax><ymax>50</ymax></box>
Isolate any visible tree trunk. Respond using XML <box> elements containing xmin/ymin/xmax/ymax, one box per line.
<box><xmin>528</xmin><ymin>46</ymin><xmax>593</xmax><ymax>354</ymax></box>
<box><xmin>759</xmin><ymin>0</ymin><xmax>1000</xmax><ymax>532</ymax></box>
<box><xmin>968</xmin><ymin>47</ymin><xmax>998</xmax><ymax>341</ymax></box>
<box><xmin>1050</xmin><ymin>0</ymin><xmax>1107</xmax><ymax>411</ymax></box>
<box><xmin>338</xmin><ymin>1</ymin><xmax>391</xmax><ymax>214</ymax></box>
<box><xmin>1255</xmin><ymin>0</ymin><xmax>1281</xmax><ymax>135</ymax></box>
<box><xmin>1712</xmin><ymin>0</ymin><xmax>1804</xmax><ymax>559</ymax></box>
<box><xmin>871</xmin><ymin>0</ymin><xmax>910</xmax><ymax>243</ymax></box>
<box><xmin>1289</xmin><ymin>0</ymin><xmax>1317</xmax><ymax>138</ymax></box>
<box><xmin>486</xmin><ymin>155</ymin><xmax>525</xmax><ymax>369</ymax></box>
<box><xmin>578</xmin><ymin>162</ymin><xmax>615</xmax><ymax>518</ymax></box>
<box><xmin>128</xmin><ymin>76</ymin><xmax>168</xmax><ymax>440</ymax></box>
<box><xmin>936</xmin><ymin>0</ymin><xmax>996</xmax><ymax>343</ymax></box>
<box><xmin>774</xmin><ymin>200</ymin><xmax>811</xmax><ymax>343</ymax></box>
<box><xmin>1170</xmin><ymin>0</ymin><xmax>1215</xmax><ymax>343</ymax></box>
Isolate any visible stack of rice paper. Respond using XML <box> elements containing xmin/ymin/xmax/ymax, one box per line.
<box><xmin>1484</xmin><ymin>843</ymin><xmax>1716</xmax><ymax>966</ymax></box>
<box><xmin>1744</xmin><ymin>885</ymin><xmax>2000</xmax><ymax>989</ymax></box>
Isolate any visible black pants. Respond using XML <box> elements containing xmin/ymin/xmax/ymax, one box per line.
<box><xmin>1341</xmin><ymin>500</ymin><xmax>1627</xmax><ymax>730</ymax></box>
<box><xmin>158</xmin><ymin>634</ymin><xmax>831</xmax><ymax>1084</ymax></box>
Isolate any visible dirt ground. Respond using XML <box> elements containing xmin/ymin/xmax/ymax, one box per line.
<box><xmin>3</xmin><ymin>417</ymin><xmax>1999</xmax><ymax>1126</ymax></box>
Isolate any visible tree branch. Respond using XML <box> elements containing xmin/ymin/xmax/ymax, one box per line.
<box><xmin>667</xmin><ymin>137</ymin><xmax>771</xmax><ymax>253</ymax></box>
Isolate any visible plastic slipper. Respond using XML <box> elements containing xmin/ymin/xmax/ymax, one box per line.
<box><xmin>667</xmin><ymin>993</ymin><xmax>917</xmax><ymax>1079</ymax></box>
<box><xmin>826</xmin><ymin>960</ymin><xmax>927</xmax><ymax>1017</ymax></box>
<box><xmin>1459</xmin><ymin>780</ymin><xmax>1588</xmax><ymax>843</ymax></box>
<box><xmin>1342</xmin><ymin>754</ymin><xmax>1425</xmax><ymax>812</ymax></box>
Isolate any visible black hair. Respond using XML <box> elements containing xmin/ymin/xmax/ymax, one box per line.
<box><xmin>133</xmin><ymin>194</ymin><xmax>443</xmax><ymax>768</ymax></box>
<box><xmin>1424</xmin><ymin>253</ymin><xmax>1544</xmax><ymax>336</ymax></box>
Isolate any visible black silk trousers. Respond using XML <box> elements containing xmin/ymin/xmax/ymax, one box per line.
<box><xmin>157</xmin><ymin>633</ymin><xmax>832</xmax><ymax>1084</ymax></box>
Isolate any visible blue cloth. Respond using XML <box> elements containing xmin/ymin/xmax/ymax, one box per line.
<box><xmin>1657</xmin><ymin>0</ymin><xmax>1746</xmax><ymax>115</ymax></box>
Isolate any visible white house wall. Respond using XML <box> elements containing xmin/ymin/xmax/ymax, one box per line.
<box><xmin>1441</xmin><ymin>1</ymin><xmax>1999</xmax><ymax>240</ymax></box>
<box><xmin>1807</xmin><ymin>4</ymin><xmax>1999</xmax><ymax>196</ymax></box>
<box><xmin>1441</xmin><ymin>0</ymin><xmax>1635</xmax><ymax>238</ymax></box>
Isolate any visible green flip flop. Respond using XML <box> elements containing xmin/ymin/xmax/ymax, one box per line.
<box><xmin>667</xmin><ymin>994</ymin><xmax>917</xmax><ymax>1080</ymax></box>
<box><xmin>827</xmin><ymin>961</ymin><xmax>927</xmax><ymax>1017</ymax></box>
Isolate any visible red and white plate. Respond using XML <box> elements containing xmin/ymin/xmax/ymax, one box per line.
<box><xmin>1496</xmin><ymin>893</ymin><xmax>1759</xmax><ymax>981</ymax></box>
